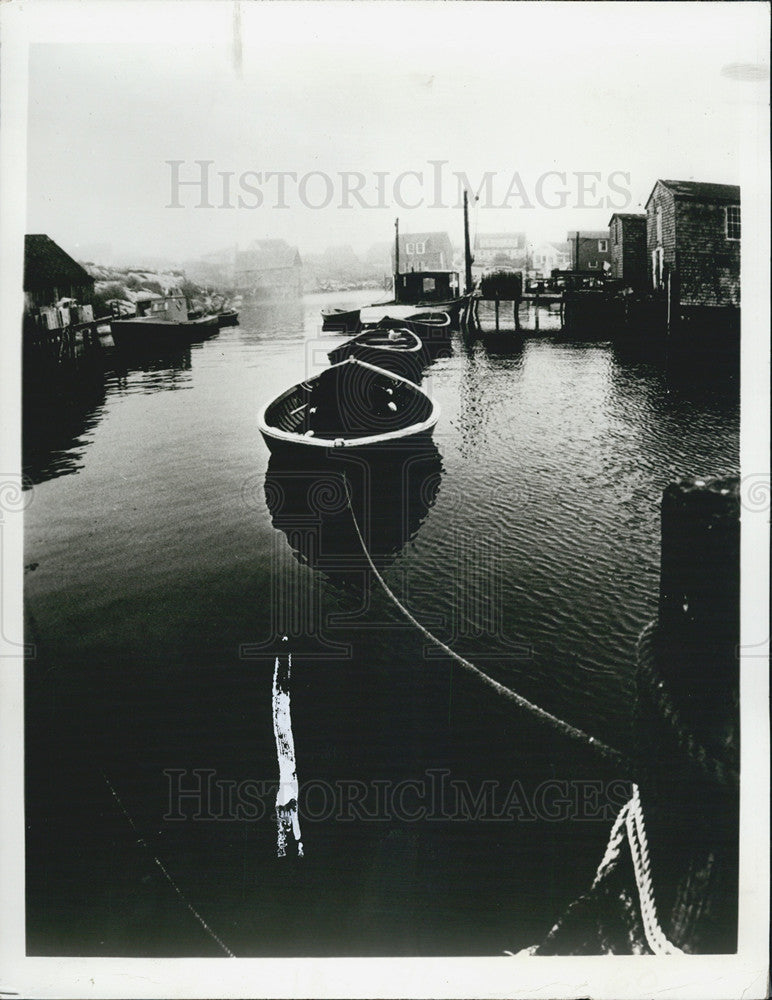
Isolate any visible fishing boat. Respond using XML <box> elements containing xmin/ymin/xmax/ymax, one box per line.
<box><xmin>257</xmin><ymin>357</ymin><xmax>439</xmax><ymax>455</ymax></box>
<box><xmin>327</xmin><ymin>326</ymin><xmax>425</xmax><ymax>381</ymax></box>
<box><xmin>321</xmin><ymin>195</ymin><xmax>475</xmax><ymax>332</ymax></box>
<box><xmin>110</xmin><ymin>296</ymin><xmax>218</xmax><ymax>349</ymax></box>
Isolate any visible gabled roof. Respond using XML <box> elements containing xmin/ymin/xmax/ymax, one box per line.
<box><xmin>24</xmin><ymin>234</ymin><xmax>94</xmax><ymax>290</ymax></box>
<box><xmin>398</xmin><ymin>232</ymin><xmax>453</xmax><ymax>249</ymax></box>
<box><xmin>237</xmin><ymin>240</ymin><xmax>301</xmax><ymax>272</ymax></box>
<box><xmin>608</xmin><ymin>212</ymin><xmax>647</xmax><ymax>226</ymax></box>
<box><xmin>645</xmin><ymin>179</ymin><xmax>740</xmax><ymax>209</ymax></box>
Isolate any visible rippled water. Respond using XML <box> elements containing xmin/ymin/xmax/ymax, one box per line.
<box><xmin>24</xmin><ymin>292</ymin><xmax>739</xmax><ymax>956</ymax></box>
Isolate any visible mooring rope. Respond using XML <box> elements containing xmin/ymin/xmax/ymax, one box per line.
<box><xmin>589</xmin><ymin>782</ymin><xmax>684</xmax><ymax>955</ymax></box>
<box><xmin>101</xmin><ymin>771</ymin><xmax>236</xmax><ymax>958</ymax></box>
<box><xmin>342</xmin><ymin>473</ymin><xmax>627</xmax><ymax>769</ymax></box>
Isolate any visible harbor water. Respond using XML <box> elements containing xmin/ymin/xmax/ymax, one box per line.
<box><xmin>23</xmin><ymin>290</ymin><xmax>740</xmax><ymax>956</ymax></box>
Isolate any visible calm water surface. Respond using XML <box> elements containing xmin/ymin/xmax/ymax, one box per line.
<box><xmin>24</xmin><ymin>291</ymin><xmax>739</xmax><ymax>956</ymax></box>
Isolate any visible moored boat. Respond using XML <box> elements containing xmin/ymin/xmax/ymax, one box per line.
<box><xmin>321</xmin><ymin>306</ymin><xmax>363</xmax><ymax>333</ymax></box>
<box><xmin>327</xmin><ymin>326</ymin><xmax>426</xmax><ymax>381</ymax></box>
<box><xmin>110</xmin><ymin>296</ymin><xmax>218</xmax><ymax>349</ymax></box>
<box><xmin>382</xmin><ymin>310</ymin><xmax>452</xmax><ymax>343</ymax></box>
<box><xmin>217</xmin><ymin>310</ymin><xmax>239</xmax><ymax>327</ymax></box>
<box><xmin>257</xmin><ymin>357</ymin><xmax>439</xmax><ymax>455</ymax></box>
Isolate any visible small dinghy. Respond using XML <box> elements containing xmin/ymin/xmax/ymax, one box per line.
<box><xmin>321</xmin><ymin>306</ymin><xmax>362</xmax><ymax>333</ymax></box>
<box><xmin>402</xmin><ymin>310</ymin><xmax>452</xmax><ymax>341</ymax></box>
<box><xmin>327</xmin><ymin>326</ymin><xmax>425</xmax><ymax>381</ymax></box>
<box><xmin>257</xmin><ymin>357</ymin><xmax>440</xmax><ymax>455</ymax></box>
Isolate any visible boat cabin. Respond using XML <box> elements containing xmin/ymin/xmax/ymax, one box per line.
<box><xmin>395</xmin><ymin>270</ymin><xmax>460</xmax><ymax>304</ymax></box>
<box><xmin>136</xmin><ymin>296</ymin><xmax>189</xmax><ymax>321</ymax></box>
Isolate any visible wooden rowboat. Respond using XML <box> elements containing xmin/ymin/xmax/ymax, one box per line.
<box><xmin>327</xmin><ymin>326</ymin><xmax>426</xmax><ymax>381</ymax></box>
<box><xmin>257</xmin><ymin>357</ymin><xmax>439</xmax><ymax>455</ymax></box>
<box><xmin>321</xmin><ymin>306</ymin><xmax>362</xmax><ymax>333</ymax></box>
<box><xmin>374</xmin><ymin>311</ymin><xmax>452</xmax><ymax>343</ymax></box>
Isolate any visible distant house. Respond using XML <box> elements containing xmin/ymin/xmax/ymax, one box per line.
<box><xmin>645</xmin><ymin>179</ymin><xmax>740</xmax><ymax>308</ymax></box>
<box><xmin>567</xmin><ymin>230</ymin><xmax>611</xmax><ymax>272</ymax></box>
<box><xmin>24</xmin><ymin>234</ymin><xmax>95</xmax><ymax>312</ymax></box>
<box><xmin>530</xmin><ymin>240</ymin><xmax>571</xmax><ymax>279</ymax></box>
<box><xmin>473</xmin><ymin>232</ymin><xmax>528</xmax><ymax>270</ymax></box>
<box><xmin>392</xmin><ymin>232</ymin><xmax>453</xmax><ymax>273</ymax></box>
<box><xmin>235</xmin><ymin>239</ymin><xmax>302</xmax><ymax>300</ymax></box>
<box><xmin>608</xmin><ymin>213</ymin><xmax>647</xmax><ymax>290</ymax></box>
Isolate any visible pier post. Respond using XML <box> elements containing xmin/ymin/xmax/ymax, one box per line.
<box><xmin>633</xmin><ymin>475</ymin><xmax>739</xmax><ymax>952</ymax></box>
<box><xmin>534</xmin><ymin>293</ymin><xmax>539</xmax><ymax>332</ymax></box>
<box><xmin>494</xmin><ymin>296</ymin><xmax>499</xmax><ymax>331</ymax></box>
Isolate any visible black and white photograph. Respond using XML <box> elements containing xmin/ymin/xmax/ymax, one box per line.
<box><xmin>0</xmin><ymin>2</ymin><xmax>769</xmax><ymax>997</ymax></box>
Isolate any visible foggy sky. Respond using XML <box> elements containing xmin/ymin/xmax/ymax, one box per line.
<box><xmin>25</xmin><ymin>1</ymin><xmax>768</xmax><ymax>266</ymax></box>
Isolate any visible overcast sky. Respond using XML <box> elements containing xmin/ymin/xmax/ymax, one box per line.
<box><xmin>24</xmin><ymin>1</ymin><xmax>768</xmax><ymax>265</ymax></box>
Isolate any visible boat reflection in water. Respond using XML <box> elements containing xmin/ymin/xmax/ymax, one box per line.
<box><xmin>264</xmin><ymin>439</ymin><xmax>443</xmax><ymax>590</ymax></box>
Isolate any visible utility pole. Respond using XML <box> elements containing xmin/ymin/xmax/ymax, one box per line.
<box><xmin>463</xmin><ymin>190</ymin><xmax>474</xmax><ymax>294</ymax></box>
<box><xmin>394</xmin><ymin>218</ymin><xmax>400</xmax><ymax>303</ymax></box>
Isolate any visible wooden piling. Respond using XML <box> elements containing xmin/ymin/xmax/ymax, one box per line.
<box><xmin>633</xmin><ymin>475</ymin><xmax>739</xmax><ymax>952</ymax></box>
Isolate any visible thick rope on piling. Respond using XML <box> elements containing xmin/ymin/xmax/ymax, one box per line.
<box><xmin>636</xmin><ymin>621</ymin><xmax>739</xmax><ymax>789</ymax></box>
<box><xmin>342</xmin><ymin>474</ymin><xmax>627</xmax><ymax>770</ymax></box>
<box><xmin>589</xmin><ymin>783</ymin><xmax>684</xmax><ymax>955</ymax></box>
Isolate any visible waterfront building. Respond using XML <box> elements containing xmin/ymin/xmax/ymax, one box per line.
<box><xmin>566</xmin><ymin>230</ymin><xmax>611</xmax><ymax>272</ymax></box>
<box><xmin>645</xmin><ymin>179</ymin><xmax>740</xmax><ymax>308</ymax></box>
<box><xmin>473</xmin><ymin>232</ymin><xmax>528</xmax><ymax>270</ymax></box>
<box><xmin>529</xmin><ymin>240</ymin><xmax>571</xmax><ymax>279</ymax></box>
<box><xmin>24</xmin><ymin>234</ymin><xmax>95</xmax><ymax>326</ymax></box>
<box><xmin>608</xmin><ymin>213</ymin><xmax>648</xmax><ymax>290</ymax></box>
<box><xmin>235</xmin><ymin>239</ymin><xmax>303</xmax><ymax>300</ymax></box>
<box><xmin>391</xmin><ymin>232</ymin><xmax>453</xmax><ymax>273</ymax></box>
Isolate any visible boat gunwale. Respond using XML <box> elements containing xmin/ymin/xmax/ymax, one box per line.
<box><xmin>257</xmin><ymin>357</ymin><xmax>440</xmax><ymax>449</ymax></box>
<box><xmin>330</xmin><ymin>328</ymin><xmax>424</xmax><ymax>358</ymax></box>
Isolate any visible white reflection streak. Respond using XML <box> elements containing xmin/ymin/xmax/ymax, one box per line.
<box><xmin>272</xmin><ymin>645</ymin><xmax>304</xmax><ymax>858</ymax></box>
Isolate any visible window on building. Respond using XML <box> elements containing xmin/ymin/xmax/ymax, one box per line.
<box><xmin>415</xmin><ymin>241</ymin><xmax>426</xmax><ymax>254</ymax></box>
<box><xmin>656</xmin><ymin>207</ymin><xmax>663</xmax><ymax>244</ymax></box>
<box><xmin>598</xmin><ymin>240</ymin><xmax>608</xmax><ymax>252</ymax></box>
<box><xmin>614</xmin><ymin>226</ymin><xmax>619</xmax><ymax>246</ymax></box>
<box><xmin>588</xmin><ymin>260</ymin><xmax>598</xmax><ymax>269</ymax></box>
<box><xmin>423</xmin><ymin>277</ymin><xmax>436</xmax><ymax>293</ymax></box>
<box><xmin>406</xmin><ymin>242</ymin><xmax>415</xmax><ymax>255</ymax></box>
<box><xmin>726</xmin><ymin>205</ymin><xmax>741</xmax><ymax>241</ymax></box>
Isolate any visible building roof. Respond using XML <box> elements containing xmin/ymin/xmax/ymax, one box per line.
<box><xmin>398</xmin><ymin>232</ymin><xmax>453</xmax><ymax>249</ymax></box>
<box><xmin>646</xmin><ymin>179</ymin><xmax>740</xmax><ymax>208</ymax></box>
<box><xmin>608</xmin><ymin>212</ymin><xmax>647</xmax><ymax>226</ymax></box>
<box><xmin>474</xmin><ymin>232</ymin><xmax>527</xmax><ymax>247</ymax></box>
<box><xmin>24</xmin><ymin>234</ymin><xmax>94</xmax><ymax>291</ymax></box>
<box><xmin>566</xmin><ymin>230</ymin><xmax>609</xmax><ymax>240</ymax></box>
<box><xmin>237</xmin><ymin>239</ymin><xmax>301</xmax><ymax>272</ymax></box>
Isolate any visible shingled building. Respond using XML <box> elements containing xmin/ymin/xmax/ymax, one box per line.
<box><xmin>24</xmin><ymin>234</ymin><xmax>94</xmax><ymax>312</ymax></box>
<box><xmin>645</xmin><ymin>180</ymin><xmax>740</xmax><ymax>307</ymax></box>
